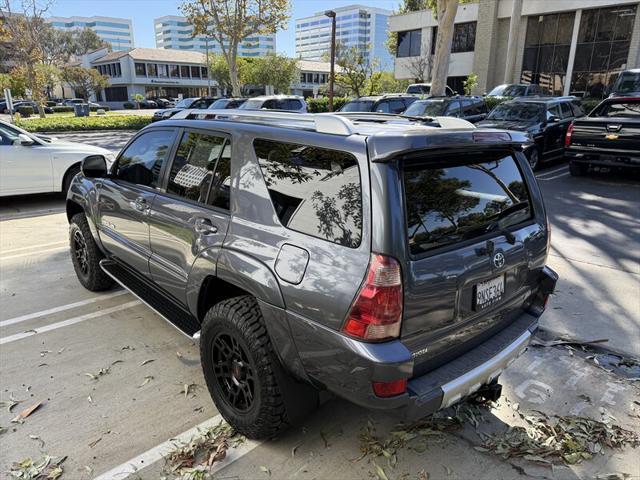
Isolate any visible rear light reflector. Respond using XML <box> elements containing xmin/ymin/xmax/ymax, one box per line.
<box><xmin>342</xmin><ymin>254</ymin><xmax>403</xmax><ymax>341</ymax></box>
<box><xmin>565</xmin><ymin>122</ymin><xmax>574</xmax><ymax>146</ymax></box>
<box><xmin>372</xmin><ymin>379</ymin><xmax>407</xmax><ymax>398</ymax></box>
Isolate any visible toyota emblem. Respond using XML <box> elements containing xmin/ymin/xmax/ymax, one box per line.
<box><xmin>493</xmin><ymin>252</ymin><xmax>505</xmax><ymax>268</ymax></box>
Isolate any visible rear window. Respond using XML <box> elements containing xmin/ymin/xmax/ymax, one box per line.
<box><xmin>487</xmin><ymin>103</ymin><xmax>544</xmax><ymax>122</ymax></box>
<box><xmin>340</xmin><ymin>100</ymin><xmax>375</xmax><ymax>112</ymax></box>
<box><xmin>596</xmin><ymin>101</ymin><xmax>640</xmax><ymax>118</ymax></box>
<box><xmin>407</xmin><ymin>85</ymin><xmax>430</xmax><ymax>95</ymax></box>
<box><xmin>404</xmin><ymin>153</ymin><xmax>532</xmax><ymax>255</ymax></box>
<box><xmin>405</xmin><ymin>100</ymin><xmax>446</xmax><ymax>116</ymax></box>
<box><xmin>254</xmin><ymin>139</ymin><xmax>362</xmax><ymax>248</ymax></box>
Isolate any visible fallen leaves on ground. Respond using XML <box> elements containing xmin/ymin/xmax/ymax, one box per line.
<box><xmin>12</xmin><ymin>402</ymin><xmax>43</xmax><ymax>424</ymax></box>
<box><xmin>140</xmin><ymin>359</ymin><xmax>155</xmax><ymax>366</ymax></box>
<box><xmin>163</xmin><ymin>421</ymin><xmax>245</xmax><ymax>478</ymax></box>
<box><xmin>182</xmin><ymin>383</ymin><xmax>199</xmax><ymax>398</ymax></box>
<box><xmin>84</xmin><ymin>366</ymin><xmax>111</xmax><ymax>381</ymax></box>
<box><xmin>138</xmin><ymin>376</ymin><xmax>154</xmax><ymax>388</ymax></box>
<box><xmin>477</xmin><ymin>412</ymin><xmax>639</xmax><ymax>466</ymax></box>
<box><xmin>8</xmin><ymin>455</ymin><xmax>66</xmax><ymax>479</ymax></box>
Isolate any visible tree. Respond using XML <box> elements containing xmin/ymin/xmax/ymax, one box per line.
<box><xmin>463</xmin><ymin>72</ymin><xmax>478</xmax><ymax>95</ymax></box>
<box><xmin>0</xmin><ymin>71</ymin><xmax>27</xmax><ymax>97</ymax></box>
<box><xmin>244</xmin><ymin>53</ymin><xmax>298</xmax><ymax>94</ymax></box>
<box><xmin>181</xmin><ymin>0</ymin><xmax>290</xmax><ymax>96</ymax></box>
<box><xmin>131</xmin><ymin>93</ymin><xmax>145</xmax><ymax>109</ymax></box>
<box><xmin>73</xmin><ymin>27</ymin><xmax>109</xmax><ymax>55</ymax></box>
<box><xmin>407</xmin><ymin>50</ymin><xmax>433</xmax><ymax>83</ymax></box>
<box><xmin>208</xmin><ymin>54</ymin><xmax>255</xmax><ymax>94</ymax></box>
<box><xmin>334</xmin><ymin>44</ymin><xmax>377</xmax><ymax>98</ymax></box>
<box><xmin>366</xmin><ymin>71</ymin><xmax>409</xmax><ymax>95</ymax></box>
<box><xmin>61</xmin><ymin>66</ymin><xmax>109</xmax><ymax>100</ymax></box>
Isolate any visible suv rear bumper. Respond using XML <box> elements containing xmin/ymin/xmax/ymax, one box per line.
<box><xmin>566</xmin><ymin>148</ymin><xmax>640</xmax><ymax>169</ymax></box>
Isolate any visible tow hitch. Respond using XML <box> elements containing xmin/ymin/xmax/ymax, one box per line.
<box><xmin>471</xmin><ymin>381</ymin><xmax>503</xmax><ymax>403</ymax></box>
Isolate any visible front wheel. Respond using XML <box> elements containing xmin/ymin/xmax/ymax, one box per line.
<box><xmin>69</xmin><ymin>213</ymin><xmax>114</xmax><ymax>291</ymax></box>
<box><xmin>526</xmin><ymin>148</ymin><xmax>541</xmax><ymax>171</ymax></box>
<box><xmin>200</xmin><ymin>296</ymin><xmax>292</xmax><ymax>439</ymax></box>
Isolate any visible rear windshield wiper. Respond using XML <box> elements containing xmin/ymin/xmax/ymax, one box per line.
<box><xmin>485</xmin><ymin>201</ymin><xmax>530</xmax><ymax>244</ymax></box>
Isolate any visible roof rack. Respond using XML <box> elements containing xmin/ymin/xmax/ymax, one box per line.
<box><xmin>337</xmin><ymin>112</ymin><xmax>475</xmax><ymax>129</ymax></box>
<box><xmin>171</xmin><ymin>109</ymin><xmax>355</xmax><ymax>135</ymax></box>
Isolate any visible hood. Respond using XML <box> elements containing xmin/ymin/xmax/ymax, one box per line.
<box><xmin>154</xmin><ymin>107</ymin><xmax>182</xmax><ymax>117</ymax></box>
<box><xmin>476</xmin><ymin>120</ymin><xmax>539</xmax><ymax>132</ymax></box>
<box><xmin>44</xmin><ymin>138</ymin><xmax>113</xmax><ymax>155</ymax></box>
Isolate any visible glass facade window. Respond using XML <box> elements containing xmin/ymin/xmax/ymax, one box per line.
<box><xmin>169</xmin><ymin>65</ymin><xmax>180</xmax><ymax>78</ymax></box>
<box><xmin>180</xmin><ymin>65</ymin><xmax>191</xmax><ymax>78</ymax></box>
<box><xmin>191</xmin><ymin>66</ymin><xmax>201</xmax><ymax>78</ymax></box>
<box><xmin>135</xmin><ymin>63</ymin><xmax>146</xmax><ymax>76</ymax></box>
<box><xmin>158</xmin><ymin>64</ymin><xmax>168</xmax><ymax>77</ymax></box>
<box><xmin>147</xmin><ymin>63</ymin><xmax>158</xmax><ymax>77</ymax></box>
<box><xmin>397</xmin><ymin>29</ymin><xmax>421</xmax><ymax>58</ymax></box>
<box><xmin>431</xmin><ymin>22</ymin><xmax>477</xmax><ymax>54</ymax></box>
<box><xmin>520</xmin><ymin>12</ymin><xmax>575</xmax><ymax>95</ymax></box>
<box><xmin>571</xmin><ymin>5</ymin><xmax>636</xmax><ymax>98</ymax></box>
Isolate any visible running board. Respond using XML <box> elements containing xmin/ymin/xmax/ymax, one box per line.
<box><xmin>100</xmin><ymin>259</ymin><xmax>201</xmax><ymax>338</ymax></box>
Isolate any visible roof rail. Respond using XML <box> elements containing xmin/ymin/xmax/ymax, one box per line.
<box><xmin>337</xmin><ymin>112</ymin><xmax>475</xmax><ymax>129</ymax></box>
<box><xmin>170</xmin><ymin>109</ymin><xmax>355</xmax><ymax>135</ymax></box>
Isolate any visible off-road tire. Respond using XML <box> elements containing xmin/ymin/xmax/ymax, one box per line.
<box><xmin>69</xmin><ymin>213</ymin><xmax>114</xmax><ymax>291</ymax></box>
<box><xmin>569</xmin><ymin>161</ymin><xmax>587</xmax><ymax>177</ymax></box>
<box><xmin>62</xmin><ymin>164</ymin><xmax>81</xmax><ymax>197</ymax></box>
<box><xmin>201</xmin><ymin>295</ymin><xmax>289</xmax><ymax>439</ymax></box>
<box><xmin>526</xmin><ymin>147</ymin><xmax>541</xmax><ymax>171</ymax></box>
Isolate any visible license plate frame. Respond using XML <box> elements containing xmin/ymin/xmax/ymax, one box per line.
<box><xmin>474</xmin><ymin>274</ymin><xmax>506</xmax><ymax>311</ymax></box>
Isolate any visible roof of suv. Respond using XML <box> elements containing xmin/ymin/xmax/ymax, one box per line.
<box><xmin>510</xmin><ymin>96</ymin><xmax>578</xmax><ymax>104</ymax></box>
<box><xmin>351</xmin><ymin>94</ymin><xmax>416</xmax><ymax>101</ymax></box>
<box><xmin>162</xmin><ymin>110</ymin><xmax>530</xmax><ymax>162</ymax></box>
<box><xmin>247</xmin><ymin>95</ymin><xmax>304</xmax><ymax>101</ymax></box>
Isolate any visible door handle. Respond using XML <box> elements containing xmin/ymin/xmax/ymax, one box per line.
<box><xmin>194</xmin><ymin>217</ymin><xmax>218</xmax><ymax>235</ymax></box>
<box><xmin>133</xmin><ymin>196</ymin><xmax>150</xmax><ymax>213</ymax></box>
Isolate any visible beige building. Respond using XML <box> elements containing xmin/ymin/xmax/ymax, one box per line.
<box><xmin>389</xmin><ymin>0</ymin><xmax>640</xmax><ymax>96</ymax></box>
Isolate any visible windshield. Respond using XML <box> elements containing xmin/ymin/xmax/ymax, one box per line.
<box><xmin>175</xmin><ymin>98</ymin><xmax>195</xmax><ymax>108</ymax></box>
<box><xmin>239</xmin><ymin>99</ymin><xmax>265</xmax><ymax>110</ymax></box>
<box><xmin>613</xmin><ymin>71</ymin><xmax>640</xmax><ymax>94</ymax></box>
<box><xmin>407</xmin><ymin>85</ymin><xmax>430</xmax><ymax>95</ymax></box>
<box><xmin>209</xmin><ymin>99</ymin><xmax>230</xmax><ymax>109</ymax></box>
<box><xmin>502</xmin><ymin>85</ymin><xmax>527</xmax><ymax>96</ymax></box>
<box><xmin>404</xmin><ymin>152</ymin><xmax>532</xmax><ymax>255</ymax></box>
<box><xmin>404</xmin><ymin>100</ymin><xmax>446</xmax><ymax>117</ymax></box>
<box><xmin>339</xmin><ymin>100</ymin><xmax>375</xmax><ymax>112</ymax></box>
<box><xmin>597</xmin><ymin>100</ymin><xmax>640</xmax><ymax>118</ymax></box>
<box><xmin>487</xmin><ymin>85</ymin><xmax>507</xmax><ymax>96</ymax></box>
<box><xmin>487</xmin><ymin>103</ymin><xmax>543</xmax><ymax>122</ymax></box>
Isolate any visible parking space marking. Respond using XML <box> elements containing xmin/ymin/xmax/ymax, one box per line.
<box><xmin>0</xmin><ymin>300</ymin><xmax>141</xmax><ymax>345</ymax></box>
<box><xmin>0</xmin><ymin>290</ymin><xmax>129</xmax><ymax>327</ymax></box>
<box><xmin>0</xmin><ymin>245</ymin><xmax>68</xmax><ymax>261</ymax></box>
<box><xmin>1</xmin><ymin>241</ymin><xmax>68</xmax><ymax>255</ymax></box>
<box><xmin>538</xmin><ymin>171</ymin><xmax>570</xmax><ymax>181</ymax></box>
<box><xmin>93</xmin><ymin>414</ymin><xmax>263</xmax><ymax>480</ymax></box>
<box><xmin>536</xmin><ymin>166</ymin><xmax>569</xmax><ymax>179</ymax></box>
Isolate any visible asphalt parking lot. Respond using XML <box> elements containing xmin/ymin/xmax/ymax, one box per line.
<box><xmin>1</xmin><ymin>135</ymin><xmax>639</xmax><ymax>479</ymax></box>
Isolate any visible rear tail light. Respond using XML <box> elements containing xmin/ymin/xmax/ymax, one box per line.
<box><xmin>372</xmin><ymin>379</ymin><xmax>407</xmax><ymax>397</ymax></box>
<box><xmin>565</xmin><ymin>122</ymin><xmax>574</xmax><ymax>146</ymax></box>
<box><xmin>342</xmin><ymin>254</ymin><xmax>403</xmax><ymax>341</ymax></box>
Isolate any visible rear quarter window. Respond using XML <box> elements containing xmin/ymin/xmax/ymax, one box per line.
<box><xmin>404</xmin><ymin>152</ymin><xmax>532</xmax><ymax>256</ymax></box>
<box><xmin>254</xmin><ymin>139</ymin><xmax>362</xmax><ymax>248</ymax></box>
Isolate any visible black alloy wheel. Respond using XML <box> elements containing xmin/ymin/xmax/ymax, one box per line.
<box><xmin>212</xmin><ymin>332</ymin><xmax>256</xmax><ymax>412</ymax></box>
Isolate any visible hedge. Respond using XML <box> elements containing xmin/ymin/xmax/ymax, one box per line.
<box><xmin>306</xmin><ymin>96</ymin><xmax>350</xmax><ymax>113</ymax></box>
<box><xmin>15</xmin><ymin>115</ymin><xmax>152</xmax><ymax>132</ymax></box>
<box><xmin>50</xmin><ymin>105</ymin><xmax>111</xmax><ymax>113</ymax></box>
<box><xmin>17</xmin><ymin>105</ymin><xmax>34</xmax><ymax>117</ymax></box>
<box><xmin>123</xmin><ymin>102</ymin><xmax>135</xmax><ymax>109</ymax></box>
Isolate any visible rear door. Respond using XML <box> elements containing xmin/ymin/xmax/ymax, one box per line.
<box><xmin>543</xmin><ymin>103</ymin><xmax>565</xmax><ymax>157</ymax></box>
<box><xmin>98</xmin><ymin>128</ymin><xmax>177</xmax><ymax>276</ymax></box>
<box><xmin>400</xmin><ymin>150</ymin><xmax>543</xmax><ymax>373</ymax></box>
<box><xmin>148</xmin><ymin>128</ymin><xmax>231</xmax><ymax>304</ymax></box>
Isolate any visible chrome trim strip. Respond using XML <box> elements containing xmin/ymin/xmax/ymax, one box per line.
<box><xmin>440</xmin><ymin>330</ymin><xmax>531</xmax><ymax>408</ymax></box>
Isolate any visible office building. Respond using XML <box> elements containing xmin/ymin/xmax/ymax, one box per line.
<box><xmin>389</xmin><ymin>0</ymin><xmax>640</xmax><ymax>96</ymax></box>
<box><xmin>47</xmin><ymin>16</ymin><xmax>134</xmax><ymax>51</ymax></box>
<box><xmin>154</xmin><ymin>16</ymin><xmax>275</xmax><ymax>57</ymax></box>
<box><xmin>295</xmin><ymin>5</ymin><xmax>394</xmax><ymax>71</ymax></box>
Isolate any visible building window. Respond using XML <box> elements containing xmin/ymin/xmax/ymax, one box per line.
<box><xmin>135</xmin><ymin>63</ymin><xmax>146</xmax><ymax>76</ymax></box>
<box><xmin>191</xmin><ymin>66</ymin><xmax>201</xmax><ymax>78</ymax></box>
<box><xmin>397</xmin><ymin>29</ymin><xmax>421</xmax><ymax>57</ymax></box>
<box><xmin>169</xmin><ymin>64</ymin><xmax>179</xmax><ymax>78</ymax></box>
<box><xmin>147</xmin><ymin>63</ymin><xmax>158</xmax><ymax>77</ymax></box>
<box><xmin>570</xmin><ymin>5</ymin><xmax>636</xmax><ymax>98</ymax></box>
<box><xmin>180</xmin><ymin>65</ymin><xmax>190</xmax><ymax>78</ymax></box>
<box><xmin>201</xmin><ymin>66</ymin><xmax>208</xmax><ymax>78</ymax></box>
<box><xmin>104</xmin><ymin>86</ymin><xmax>128</xmax><ymax>102</ymax></box>
<box><xmin>521</xmin><ymin>12</ymin><xmax>575</xmax><ymax>95</ymax></box>
<box><xmin>431</xmin><ymin>21</ymin><xmax>476</xmax><ymax>54</ymax></box>
<box><xmin>158</xmin><ymin>64</ymin><xmax>168</xmax><ymax>77</ymax></box>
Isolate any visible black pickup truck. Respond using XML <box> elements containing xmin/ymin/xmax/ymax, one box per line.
<box><xmin>565</xmin><ymin>97</ymin><xmax>640</xmax><ymax>176</ymax></box>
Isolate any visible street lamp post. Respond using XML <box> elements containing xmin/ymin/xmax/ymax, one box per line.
<box><xmin>325</xmin><ymin>10</ymin><xmax>336</xmax><ymax>112</ymax></box>
<box><xmin>204</xmin><ymin>36</ymin><xmax>212</xmax><ymax>97</ymax></box>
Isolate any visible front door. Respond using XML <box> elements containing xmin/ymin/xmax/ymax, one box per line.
<box><xmin>0</xmin><ymin>123</ymin><xmax>52</xmax><ymax>195</ymax></box>
<box><xmin>97</xmin><ymin>128</ymin><xmax>177</xmax><ymax>276</ymax></box>
<box><xmin>148</xmin><ymin>129</ymin><xmax>231</xmax><ymax>304</ymax></box>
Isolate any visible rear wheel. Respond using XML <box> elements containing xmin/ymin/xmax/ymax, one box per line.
<box><xmin>526</xmin><ymin>148</ymin><xmax>541</xmax><ymax>171</ymax></box>
<box><xmin>200</xmin><ymin>295</ymin><xmax>290</xmax><ymax>439</ymax></box>
<box><xmin>569</xmin><ymin>161</ymin><xmax>587</xmax><ymax>177</ymax></box>
<box><xmin>69</xmin><ymin>213</ymin><xmax>114</xmax><ymax>291</ymax></box>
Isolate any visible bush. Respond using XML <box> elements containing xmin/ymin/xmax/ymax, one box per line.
<box><xmin>580</xmin><ymin>99</ymin><xmax>601</xmax><ymax>115</ymax></box>
<box><xmin>484</xmin><ymin>96</ymin><xmax>511</xmax><ymax>111</ymax></box>
<box><xmin>123</xmin><ymin>102</ymin><xmax>134</xmax><ymax>109</ymax></box>
<box><xmin>15</xmin><ymin>115</ymin><xmax>152</xmax><ymax>132</ymax></box>
<box><xmin>17</xmin><ymin>105</ymin><xmax>34</xmax><ymax>117</ymax></box>
<box><xmin>51</xmin><ymin>106</ymin><xmax>75</xmax><ymax>113</ymax></box>
<box><xmin>306</xmin><ymin>96</ymin><xmax>350</xmax><ymax>113</ymax></box>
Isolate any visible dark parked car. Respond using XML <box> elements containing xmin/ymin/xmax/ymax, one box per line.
<box><xmin>609</xmin><ymin>69</ymin><xmax>640</xmax><ymax>98</ymax></box>
<box><xmin>404</xmin><ymin>96</ymin><xmax>488</xmax><ymax>123</ymax></box>
<box><xmin>152</xmin><ymin>96</ymin><xmax>217</xmax><ymax>122</ymax></box>
<box><xmin>66</xmin><ymin>110</ymin><xmax>556</xmax><ymax>439</ymax></box>
<box><xmin>477</xmin><ymin>97</ymin><xmax>585</xmax><ymax>169</ymax></box>
<box><xmin>149</xmin><ymin>97</ymin><xmax>175</xmax><ymax>108</ymax></box>
<box><xmin>486</xmin><ymin>84</ymin><xmax>547</xmax><ymax>98</ymax></box>
<box><xmin>565</xmin><ymin>97</ymin><xmax>640</xmax><ymax>176</ymax></box>
<box><xmin>10</xmin><ymin>101</ymin><xmax>54</xmax><ymax>114</ymax></box>
<box><xmin>208</xmin><ymin>98</ymin><xmax>247</xmax><ymax>110</ymax></box>
<box><xmin>406</xmin><ymin>83</ymin><xmax>456</xmax><ymax>96</ymax></box>
<box><xmin>339</xmin><ymin>94</ymin><xmax>418</xmax><ymax>114</ymax></box>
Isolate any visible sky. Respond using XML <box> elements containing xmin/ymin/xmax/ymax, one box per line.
<box><xmin>47</xmin><ymin>0</ymin><xmax>400</xmax><ymax>57</ymax></box>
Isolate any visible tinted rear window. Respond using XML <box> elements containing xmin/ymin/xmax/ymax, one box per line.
<box><xmin>254</xmin><ymin>139</ymin><xmax>362</xmax><ymax>248</ymax></box>
<box><xmin>340</xmin><ymin>100</ymin><xmax>375</xmax><ymax>112</ymax></box>
<box><xmin>404</xmin><ymin>153</ymin><xmax>532</xmax><ymax>255</ymax></box>
<box><xmin>404</xmin><ymin>100</ymin><xmax>446</xmax><ymax>116</ymax></box>
<box><xmin>487</xmin><ymin>103</ymin><xmax>544</xmax><ymax>122</ymax></box>
<box><xmin>596</xmin><ymin>101</ymin><xmax>640</xmax><ymax>118</ymax></box>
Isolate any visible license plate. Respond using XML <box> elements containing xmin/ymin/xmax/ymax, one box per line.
<box><xmin>474</xmin><ymin>275</ymin><xmax>505</xmax><ymax>310</ymax></box>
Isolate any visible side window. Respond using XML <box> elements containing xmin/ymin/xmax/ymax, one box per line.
<box><xmin>445</xmin><ymin>101</ymin><xmax>461</xmax><ymax>116</ymax></box>
<box><xmin>262</xmin><ymin>99</ymin><xmax>277</xmax><ymax>109</ymax></box>
<box><xmin>0</xmin><ymin>124</ymin><xmax>20</xmax><ymax>145</ymax></box>
<box><xmin>167</xmin><ymin>131</ymin><xmax>226</xmax><ymax>204</ymax></box>
<box><xmin>404</xmin><ymin>97</ymin><xmax>418</xmax><ymax>107</ymax></box>
<box><xmin>288</xmin><ymin>99</ymin><xmax>302</xmax><ymax>110</ymax></box>
<box><xmin>389</xmin><ymin>99</ymin><xmax>405</xmax><ymax>113</ymax></box>
<box><xmin>208</xmin><ymin>142</ymin><xmax>231</xmax><ymax>210</ymax></box>
<box><xmin>376</xmin><ymin>101</ymin><xmax>391</xmax><ymax>113</ymax></box>
<box><xmin>253</xmin><ymin>139</ymin><xmax>362</xmax><ymax>248</ymax></box>
<box><xmin>479</xmin><ymin>100</ymin><xmax>489</xmax><ymax>113</ymax></box>
<box><xmin>460</xmin><ymin>99</ymin><xmax>473</xmax><ymax>115</ymax></box>
<box><xmin>560</xmin><ymin>102</ymin><xmax>573</xmax><ymax>119</ymax></box>
<box><xmin>547</xmin><ymin>104</ymin><xmax>562</xmax><ymax>120</ymax></box>
<box><xmin>115</xmin><ymin>130</ymin><xmax>173</xmax><ymax>188</ymax></box>
<box><xmin>571</xmin><ymin>101</ymin><xmax>586</xmax><ymax>117</ymax></box>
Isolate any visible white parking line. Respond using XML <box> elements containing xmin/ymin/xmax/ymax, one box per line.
<box><xmin>0</xmin><ymin>290</ymin><xmax>129</xmax><ymax>328</ymax></box>
<box><xmin>1</xmin><ymin>241</ymin><xmax>68</xmax><ymax>255</ymax></box>
<box><xmin>0</xmin><ymin>245</ymin><xmax>68</xmax><ymax>261</ymax></box>
<box><xmin>536</xmin><ymin>166</ymin><xmax>569</xmax><ymax>178</ymax></box>
<box><xmin>93</xmin><ymin>415</ymin><xmax>263</xmax><ymax>480</ymax></box>
<box><xmin>539</xmin><ymin>171</ymin><xmax>570</xmax><ymax>181</ymax></box>
<box><xmin>0</xmin><ymin>300</ymin><xmax>141</xmax><ymax>345</ymax></box>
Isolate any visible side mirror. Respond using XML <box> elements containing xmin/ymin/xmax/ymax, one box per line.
<box><xmin>81</xmin><ymin>155</ymin><xmax>108</xmax><ymax>178</ymax></box>
<box><xmin>14</xmin><ymin>133</ymin><xmax>34</xmax><ymax>146</ymax></box>
<box><xmin>548</xmin><ymin>116</ymin><xmax>559</xmax><ymax>123</ymax></box>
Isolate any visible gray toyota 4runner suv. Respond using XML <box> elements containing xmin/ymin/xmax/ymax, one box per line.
<box><xmin>66</xmin><ymin>110</ymin><xmax>557</xmax><ymax>439</ymax></box>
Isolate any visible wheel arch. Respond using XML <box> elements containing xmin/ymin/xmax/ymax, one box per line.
<box><xmin>61</xmin><ymin>161</ymin><xmax>82</xmax><ymax>192</ymax></box>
